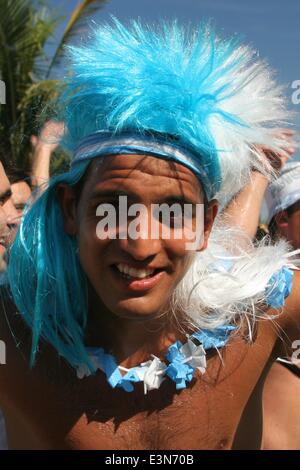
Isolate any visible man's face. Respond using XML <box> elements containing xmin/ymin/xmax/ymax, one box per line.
<box><xmin>0</xmin><ymin>163</ymin><xmax>20</xmax><ymax>270</ymax></box>
<box><xmin>60</xmin><ymin>155</ymin><xmax>218</xmax><ymax>320</ymax></box>
<box><xmin>11</xmin><ymin>180</ymin><xmax>31</xmax><ymax>217</ymax></box>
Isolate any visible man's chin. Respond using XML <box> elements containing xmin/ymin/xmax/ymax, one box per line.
<box><xmin>109</xmin><ymin>298</ymin><xmax>166</xmax><ymax>321</ymax></box>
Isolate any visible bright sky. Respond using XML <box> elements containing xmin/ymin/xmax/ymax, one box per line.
<box><xmin>47</xmin><ymin>0</ymin><xmax>300</xmax><ymax>151</ymax></box>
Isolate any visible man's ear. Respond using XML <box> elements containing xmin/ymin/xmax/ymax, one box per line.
<box><xmin>56</xmin><ymin>184</ymin><xmax>78</xmax><ymax>235</ymax></box>
<box><xmin>274</xmin><ymin>210</ymin><xmax>289</xmax><ymax>238</ymax></box>
<box><xmin>199</xmin><ymin>199</ymin><xmax>219</xmax><ymax>251</ymax></box>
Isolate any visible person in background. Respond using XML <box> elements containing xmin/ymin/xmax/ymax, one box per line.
<box><xmin>30</xmin><ymin>120</ymin><xmax>64</xmax><ymax>192</ymax></box>
<box><xmin>262</xmin><ymin>162</ymin><xmax>300</xmax><ymax>450</ymax></box>
<box><xmin>0</xmin><ymin>160</ymin><xmax>20</xmax><ymax>450</ymax></box>
<box><xmin>5</xmin><ymin>167</ymin><xmax>32</xmax><ymax>218</ymax></box>
<box><xmin>3</xmin><ymin>120</ymin><xmax>64</xmax><ymax>224</ymax></box>
<box><xmin>265</xmin><ymin>162</ymin><xmax>300</xmax><ymax>248</ymax></box>
<box><xmin>0</xmin><ymin>161</ymin><xmax>20</xmax><ymax>275</ymax></box>
<box><xmin>222</xmin><ymin>142</ymin><xmax>300</xmax><ymax>450</ymax></box>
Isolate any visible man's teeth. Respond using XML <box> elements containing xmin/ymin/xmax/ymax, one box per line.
<box><xmin>116</xmin><ymin>263</ymin><xmax>155</xmax><ymax>279</ymax></box>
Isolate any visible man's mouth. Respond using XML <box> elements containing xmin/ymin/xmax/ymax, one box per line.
<box><xmin>115</xmin><ymin>263</ymin><xmax>160</xmax><ymax>280</ymax></box>
<box><xmin>110</xmin><ymin>263</ymin><xmax>166</xmax><ymax>292</ymax></box>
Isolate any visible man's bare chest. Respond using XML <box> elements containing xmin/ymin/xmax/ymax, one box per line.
<box><xmin>62</xmin><ymin>375</ymin><xmax>239</xmax><ymax>450</ymax></box>
<box><xmin>3</xmin><ymin>320</ymin><xmax>279</xmax><ymax>449</ymax></box>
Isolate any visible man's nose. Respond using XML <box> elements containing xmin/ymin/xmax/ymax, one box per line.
<box><xmin>118</xmin><ymin>208</ymin><xmax>162</xmax><ymax>261</ymax></box>
<box><xmin>119</xmin><ymin>236</ymin><xmax>162</xmax><ymax>262</ymax></box>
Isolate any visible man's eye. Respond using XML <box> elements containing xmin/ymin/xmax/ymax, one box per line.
<box><xmin>15</xmin><ymin>204</ymin><xmax>25</xmax><ymax>211</ymax></box>
<box><xmin>155</xmin><ymin>210</ymin><xmax>183</xmax><ymax>224</ymax></box>
<box><xmin>94</xmin><ymin>200</ymin><xmax>119</xmax><ymax>209</ymax></box>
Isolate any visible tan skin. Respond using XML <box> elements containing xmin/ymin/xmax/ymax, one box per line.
<box><xmin>0</xmin><ymin>154</ymin><xmax>300</xmax><ymax>450</ymax></box>
<box><xmin>11</xmin><ymin>181</ymin><xmax>31</xmax><ymax>218</ymax></box>
<box><xmin>0</xmin><ymin>162</ymin><xmax>20</xmax><ymax>271</ymax></box>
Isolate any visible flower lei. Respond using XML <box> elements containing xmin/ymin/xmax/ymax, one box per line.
<box><xmin>76</xmin><ymin>267</ymin><xmax>294</xmax><ymax>394</ymax></box>
<box><xmin>76</xmin><ymin>325</ymin><xmax>235</xmax><ymax>394</ymax></box>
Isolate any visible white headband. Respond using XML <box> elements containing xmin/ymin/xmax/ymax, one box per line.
<box><xmin>264</xmin><ymin>162</ymin><xmax>300</xmax><ymax>224</ymax></box>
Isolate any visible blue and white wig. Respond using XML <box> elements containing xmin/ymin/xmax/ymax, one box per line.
<box><xmin>7</xmin><ymin>19</ymin><xmax>297</xmax><ymax>370</ymax></box>
<box><xmin>59</xmin><ymin>18</ymin><xmax>291</xmax><ymax>203</ymax></box>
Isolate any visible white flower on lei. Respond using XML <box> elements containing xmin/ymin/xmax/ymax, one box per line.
<box><xmin>179</xmin><ymin>338</ymin><xmax>207</xmax><ymax>374</ymax></box>
<box><xmin>135</xmin><ymin>355</ymin><xmax>168</xmax><ymax>394</ymax></box>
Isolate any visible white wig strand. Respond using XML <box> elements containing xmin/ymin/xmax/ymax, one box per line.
<box><xmin>170</xmin><ymin>220</ymin><xmax>298</xmax><ymax>338</ymax></box>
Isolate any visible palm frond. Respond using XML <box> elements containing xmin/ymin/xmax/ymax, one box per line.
<box><xmin>0</xmin><ymin>0</ymin><xmax>110</xmax><ymax>171</ymax></box>
<box><xmin>46</xmin><ymin>0</ymin><xmax>108</xmax><ymax>78</ymax></box>
<box><xmin>0</xmin><ymin>0</ymin><xmax>61</xmax><ymax>166</ymax></box>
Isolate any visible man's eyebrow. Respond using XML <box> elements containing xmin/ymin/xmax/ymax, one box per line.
<box><xmin>0</xmin><ymin>189</ymin><xmax>12</xmax><ymax>201</ymax></box>
<box><xmin>158</xmin><ymin>195</ymin><xmax>198</xmax><ymax>205</ymax></box>
<box><xmin>89</xmin><ymin>189</ymin><xmax>129</xmax><ymax>199</ymax></box>
<box><xmin>89</xmin><ymin>190</ymin><xmax>198</xmax><ymax>205</ymax></box>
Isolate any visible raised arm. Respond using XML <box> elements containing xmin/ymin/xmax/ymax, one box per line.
<box><xmin>223</xmin><ymin>170</ymin><xmax>269</xmax><ymax>239</ymax></box>
<box><xmin>222</xmin><ymin>129</ymin><xmax>296</xmax><ymax>240</ymax></box>
<box><xmin>30</xmin><ymin>121</ymin><xmax>64</xmax><ymax>192</ymax></box>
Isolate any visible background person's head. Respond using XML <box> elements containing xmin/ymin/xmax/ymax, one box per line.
<box><xmin>6</xmin><ymin>167</ymin><xmax>32</xmax><ymax>217</ymax></box>
<box><xmin>0</xmin><ymin>162</ymin><xmax>20</xmax><ymax>272</ymax></box>
<box><xmin>265</xmin><ymin>162</ymin><xmax>300</xmax><ymax>249</ymax></box>
<box><xmin>269</xmin><ymin>200</ymin><xmax>300</xmax><ymax>249</ymax></box>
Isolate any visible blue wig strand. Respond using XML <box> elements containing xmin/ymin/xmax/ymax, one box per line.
<box><xmin>7</xmin><ymin>162</ymin><xmax>93</xmax><ymax>369</ymax></box>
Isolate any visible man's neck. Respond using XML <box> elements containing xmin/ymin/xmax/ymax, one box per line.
<box><xmin>85</xmin><ymin>291</ymin><xmax>187</xmax><ymax>369</ymax></box>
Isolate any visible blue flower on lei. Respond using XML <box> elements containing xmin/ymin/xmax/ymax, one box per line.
<box><xmin>165</xmin><ymin>341</ymin><xmax>195</xmax><ymax>390</ymax></box>
<box><xmin>265</xmin><ymin>267</ymin><xmax>294</xmax><ymax>309</ymax></box>
<box><xmin>192</xmin><ymin>325</ymin><xmax>236</xmax><ymax>349</ymax></box>
<box><xmin>85</xmin><ymin>347</ymin><xmax>141</xmax><ymax>392</ymax></box>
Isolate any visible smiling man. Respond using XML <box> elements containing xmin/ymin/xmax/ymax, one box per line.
<box><xmin>1</xmin><ymin>20</ymin><xmax>300</xmax><ymax>450</ymax></box>
<box><xmin>69</xmin><ymin>156</ymin><xmax>212</xmax><ymax>314</ymax></box>
<box><xmin>58</xmin><ymin>153</ymin><xmax>217</xmax><ymax>371</ymax></box>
